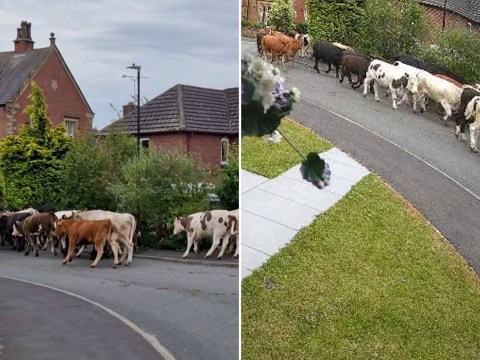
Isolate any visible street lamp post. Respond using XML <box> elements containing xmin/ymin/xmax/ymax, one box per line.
<box><xmin>442</xmin><ymin>0</ymin><xmax>448</xmax><ymax>30</ymax></box>
<box><xmin>126</xmin><ymin>63</ymin><xmax>141</xmax><ymax>154</ymax></box>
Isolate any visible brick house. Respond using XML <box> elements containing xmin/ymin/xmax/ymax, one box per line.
<box><xmin>0</xmin><ymin>21</ymin><xmax>93</xmax><ymax>138</ymax></box>
<box><xmin>242</xmin><ymin>0</ymin><xmax>479</xmax><ymax>33</ymax></box>
<box><xmin>417</xmin><ymin>0</ymin><xmax>480</xmax><ymax>32</ymax></box>
<box><xmin>102</xmin><ymin>84</ymin><xmax>239</xmax><ymax>173</ymax></box>
<box><xmin>242</xmin><ymin>0</ymin><xmax>306</xmax><ymax>25</ymax></box>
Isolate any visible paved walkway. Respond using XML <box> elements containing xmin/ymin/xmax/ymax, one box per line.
<box><xmin>241</xmin><ymin>147</ymin><xmax>370</xmax><ymax>279</ymax></box>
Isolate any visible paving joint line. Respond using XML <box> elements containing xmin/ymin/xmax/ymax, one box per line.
<box><xmin>242</xmin><ymin>209</ymin><xmax>300</xmax><ymax>232</ymax></box>
<box><xmin>255</xmin><ymin>187</ymin><xmax>335</xmax><ymax>212</ymax></box>
<box><xmin>242</xmin><ymin>243</ymin><xmax>272</xmax><ymax>257</ymax></box>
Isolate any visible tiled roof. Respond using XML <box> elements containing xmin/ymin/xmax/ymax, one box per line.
<box><xmin>0</xmin><ymin>48</ymin><xmax>51</xmax><ymax>104</ymax></box>
<box><xmin>103</xmin><ymin>84</ymin><xmax>239</xmax><ymax>135</ymax></box>
<box><xmin>417</xmin><ymin>0</ymin><xmax>480</xmax><ymax>23</ymax></box>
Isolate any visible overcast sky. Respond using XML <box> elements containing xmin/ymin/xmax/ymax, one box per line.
<box><xmin>0</xmin><ymin>0</ymin><xmax>239</xmax><ymax>129</ymax></box>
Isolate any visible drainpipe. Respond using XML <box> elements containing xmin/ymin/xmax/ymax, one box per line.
<box><xmin>442</xmin><ymin>0</ymin><xmax>447</xmax><ymax>31</ymax></box>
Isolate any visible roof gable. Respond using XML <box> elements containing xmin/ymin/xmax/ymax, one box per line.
<box><xmin>0</xmin><ymin>47</ymin><xmax>50</xmax><ymax>104</ymax></box>
<box><xmin>103</xmin><ymin>84</ymin><xmax>239</xmax><ymax>135</ymax></box>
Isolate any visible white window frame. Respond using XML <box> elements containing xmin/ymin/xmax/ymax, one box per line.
<box><xmin>221</xmin><ymin>137</ymin><xmax>229</xmax><ymax>166</ymax></box>
<box><xmin>64</xmin><ymin>117</ymin><xmax>78</xmax><ymax>137</ymax></box>
<box><xmin>258</xmin><ymin>2</ymin><xmax>272</xmax><ymax>25</ymax></box>
<box><xmin>140</xmin><ymin>137</ymin><xmax>150</xmax><ymax>149</ymax></box>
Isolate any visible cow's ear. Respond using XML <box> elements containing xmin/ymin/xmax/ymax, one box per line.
<box><xmin>62</xmin><ymin>215</ymin><xmax>67</xmax><ymax>220</ymax></box>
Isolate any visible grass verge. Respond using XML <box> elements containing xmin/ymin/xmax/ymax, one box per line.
<box><xmin>242</xmin><ymin>133</ymin><xmax>480</xmax><ymax>359</ymax></box>
<box><xmin>241</xmin><ymin>117</ymin><xmax>333</xmax><ymax>178</ymax></box>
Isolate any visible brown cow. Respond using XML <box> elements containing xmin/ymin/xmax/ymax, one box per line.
<box><xmin>13</xmin><ymin>212</ymin><xmax>57</xmax><ymax>257</ymax></box>
<box><xmin>434</xmin><ymin>73</ymin><xmax>463</xmax><ymax>88</ymax></box>
<box><xmin>54</xmin><ymin>219</ymin><xmax>119</xmax><ymax>268</ymax></box>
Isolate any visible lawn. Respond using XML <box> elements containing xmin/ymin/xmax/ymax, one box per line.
<box><xmin>241</xmin><ymin>117</ymin><xmax>333</xmax><ymax>178</ymax></box>
<box><xmin>241</xmin><ymin>122</ymin><xmax>480</xmax><ymax>359</ymax></box>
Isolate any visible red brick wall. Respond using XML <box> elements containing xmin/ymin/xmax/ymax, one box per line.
<box><xmin>0</xmin><ymin>49</ymin><xmax>92</xmax><ymax>138</ymax></box>
<box><xmin>242</xmin><ymin>0</ymin><xmax>306</xmax><ymax>24</ymax></box>
<box><xmin>421</xmin><ymin>4</ymin><xmax>480</xmax><ymax>33</ymax></box>
<box><xmin>146</xmin><ymin>132</ymin><xmax>238</xmax><ymax>172</ymax></box>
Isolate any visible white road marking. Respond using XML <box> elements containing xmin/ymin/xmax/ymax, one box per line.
<box><xmin>302</xmin><ymin>98</ymin><xmax>480</xmax><ymax>202</ymax></box>
<box><xmin>0</xmin><ymin>275</ymin><xmax>176</xmax><ymax>360</ymax></box>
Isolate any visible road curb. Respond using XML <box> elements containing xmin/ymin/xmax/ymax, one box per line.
<box><xmin>133</xmin><ymin>254</ymin><xmax>239</xmax><ymax>268</ymax></box>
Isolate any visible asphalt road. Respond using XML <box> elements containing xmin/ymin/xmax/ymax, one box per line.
<box><xmin>0</xmin><ymin>248</ymin><xmax>239</xmax><ymax>360</ymax></box>
<box><xmin>242</xmin><ymin>39</ymin><xmax>480</xmax><ymax>274</ymax></box>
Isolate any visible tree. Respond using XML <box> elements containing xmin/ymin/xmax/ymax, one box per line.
<box><xmin>215</xmin><ymin>145</ymin><xmax>239</xmax><ymax>210</ymax></box>
<box><xmin>268</xmin><ymin>0</ymin><xmax>296</xmax><ymax>32</ymax></box>
<box><xmin>57</xmin><ymin>126</ymin><xmax>137</xmax><ymax>211</ymax></box>
<box><xmin>0</xmin><ymin>81</ymin><xmax>71</xmax><ymax>208</ymax></box>
<box><xmin>109</xmin><ymin>148</ymin><xmax>210</xmax><ymax>248</ymax></box>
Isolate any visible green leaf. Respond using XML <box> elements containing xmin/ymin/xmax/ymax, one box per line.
<box><xmin>300</xmin><ymin>153</ymin><xmax>331</xmax><ymax>189</ymax></box>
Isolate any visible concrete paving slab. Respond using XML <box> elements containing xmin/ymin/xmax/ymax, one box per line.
<box><xmin>241</xmin><ymin>245</ymin><xmax>270</xmax><ymax>279</ymax></box>
<box><xmin>257</xmin><ymin>176</ymin><xmax>342</xmax><ymax>212</ymax></box>
<box><xmin>241</xmin><ymin>170</ymin><xmax>268</xmax><ymax>193</ymax></box>
<box><xmin>321</xmin><ymin>147</ymin><xmax>369</xmax><ymax>170</ymax></box>
<box><xmin>241</xmin><ymin>210</ymin><xmax>298</xmax><ymax>256</ymax></box>
<box><xmin>321</xmin><ymin>175</ymin><xmax>358</xmax><ymax>197</ymax></box>
<box><xmin>242</xmin><ymin>189</ymin><xmax>319</xmax><ymax>231</ymax></box>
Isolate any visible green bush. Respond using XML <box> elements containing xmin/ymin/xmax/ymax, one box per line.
<box><xmin>307</xmin><ymin>0</ymin><xmax>365</xmax><ymax>46</ymax></box>
<box><xmin>215</xmin><ymin>145</ymin><xmax>239</xmax><ymax>210</ymax></box>
<box><xmin>268</xmin><ymin>0</ymin><xmax>296</xmax><ymax>32</ymax></box>
<box><xmin>57</xmin><ymin>127</ymin><xmax>137</xmax><ymax>211</ymax></box>
<box><xmin>295</xmin><ymin>22</ymin><xmax>308</xmax><ymax>35</ymax></box>
<box><xmin>307</xmin><ymin>0</ymin><xmax>429</xmax><ymax>60</ymax></box>
<box><xmin>418</xmin><ymin>26</ymin><xmax>480</xmax><ymax>84</ymax></box>
<box><xmin>0</xmin><ymin>82</ymin><xmax>71</xmax><ymax>208</ymax></box>
<box><xmin>109</xmin><ymin>148</ymin><xmax>210</xmax><ymax>250</ymax></box>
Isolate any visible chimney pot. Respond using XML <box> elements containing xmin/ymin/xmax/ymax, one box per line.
<box><xmin>13</xmin><ymin>20</ymin><xmax>34</xmax><ymax>54</ymax></box>
<box><xmin>123</xmin><ymin>102</ymin><xmax>136</xmax><ymax>117</ymax></box>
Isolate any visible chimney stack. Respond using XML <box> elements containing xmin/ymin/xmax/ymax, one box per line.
<box><xmin>123</xmin><ymin>102</ymin><xmax>136</xmax><ymax>117</ymax></box>
<box><xmin>14</xmin><ymin>20</ymin><xmax>34</xmax><ymax>54</ymax></box>
<box><xmin>49</xmin><ymin>32</ymin><xmax>56</xmax><ymax>47</ymax></box>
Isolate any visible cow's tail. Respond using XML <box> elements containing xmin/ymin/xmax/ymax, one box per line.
<box><xmin>128</xmin><ymin>214</ymin><xmax>136</xmax><ymax>250</ymax></box>
<box><xmin>465</xmin><ymin>96</ymin><xmax>480</xmax><ymax>120</ymax></box>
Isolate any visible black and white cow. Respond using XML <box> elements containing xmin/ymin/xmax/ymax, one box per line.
<box><xmin>363</xmin><ymin>59</ymin><xmax>412</xmax><ymax>109</ymax></box>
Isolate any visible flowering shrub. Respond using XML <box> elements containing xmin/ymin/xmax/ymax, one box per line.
<box><xmin>241</xmin><ymin>55</ymin><xmax>331</xmax><ymax>189</ymax></box>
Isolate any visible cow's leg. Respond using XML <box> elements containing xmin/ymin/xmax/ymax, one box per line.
<box><xmin>107</xmin><ymin>240</ymin><xmax>119</xmax><ymax>268</ymax></box>
<box><xmin>363</xmin><ymin>77</ymin><xmax>372</xmax><ymax>97</ymax></box>
<box><xmin>205</xmin><ymin>232</ymin><xmax>222</xmax><ymax>258</ymax></box>
<box><xmin>75</xmin><ymin>245</ymin><xmax>86</xmax><ymax>257</ymax></box>
<box><xmin>193</xmin><ymin>238</ymin><xmax>200</xmax><ymax>254</ymax></box>
<box><xmin>325</xmin><ymin>63</ymin><xmax>332</xmax><ymax>74</ymax></box>
<box><xmin>90</xmin><ymin>242</ymin><xmax>104</xmax><ymax>268</ymax></box>
<box><xmin>314</xmin><ymin>57</ymin><xmax>319</xmax><ymax>73</ymax></box>
<box><xmin>182</xmin><ymin>232</ymin><xmax>195</xmax><ymax>259</ymax></box>
<box><xmin>63</xmin><ymin>238</ymin><xmax>76</xmax><ymax>264</ymax></box>
<box><xmin>440</xmin><ymin>100</ymin><xmax>452</xmax><ymax>125</ymax></box>
<box><xmin>125</xmin><ymin>241</ymin><xmax>134</xmax><ymax>266</ymax></box>
<box><xmin>25</xmin><ymin>233</ymin><xmax>39</xmax><ymax>257</ymax></box>
<box><xmin>373</xmin><ymin>82</ymin><xmax>380</xmax><ymax>102</ymax></box>
<box><xmin>217</xmin><ymin>233</ymin><xmax>232</xmax><ymax>260</ymax></box>
<box><xmin>335</xmin><ymin>64</ymin><xmax>340</xmax><ymax>79</ymax></box>
<box><xmin>470</xmin><ymin>120</ymin><xmax>480</xmax><ymax>153</ymax></box>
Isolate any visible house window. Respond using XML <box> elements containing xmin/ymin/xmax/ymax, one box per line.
<box><xmin>258</xmin><ymin>2</ymin><xmax>272</xmax><ymax>24</ymax></box>
<box><xmin>221</xmin><ymin>137</ymin><xmax>229</xmax><ymax>166</ymax></box>
<box><xmin>140</xmin><ymin>138</ymin><xmax>150</xmax><ymax>149</ymax></box>
<box><xmin>64</xmin><ymin>118</ymin><xmax>78</xmax><ymax>137</ymax></box>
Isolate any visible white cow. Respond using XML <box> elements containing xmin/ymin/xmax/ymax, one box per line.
<box><xmin>173</xmin><ymin>209</ymin><xmax>238</xmax><ymax>260</ymax></box>
<box><xmin>75</xmin><ymin>210</ymin><xmax>136</xmax><ymax>265</ymax></box>
<box><xmin>464</xmin><ymin>96</ymin><xmax>480</xmax><ymax>153</ymax></box>
<box><xmin>299</xmin><ymin>34</ymin><xmax>311</xmax><ymax>57</ymax></box>
<box><xmin>393</xmin><ymin>60</ymin><xmax>423</xmax><ymax>107</ymax></box>
<box><xmin>408</xmin><ymin>69</ymin><xmax>462</xmax><ymax>124</ymax></box>
<box><xmin>363</xmin><ymin>59</ymin><xmax>412</xmax><ymax>109</ymax></box>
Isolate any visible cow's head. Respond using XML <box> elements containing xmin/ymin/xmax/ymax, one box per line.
<box><xmin>54</xmin><ymin>219</ymin><xmax>67</xmax><ymax>237</ymax></box>
<box><xmin>406</xmin><ymin>73</ymin><xmax>418</xmax><ymax>95</ymax></box>
<box><xmin>12</xmin><ymin>221</ymin><xmax>22</xmax><ymax>237</ymax></box>
<box><xmin>173</xmin><ymin>217</ymin><xmax>185</xmax><ymax>235</ymax></box>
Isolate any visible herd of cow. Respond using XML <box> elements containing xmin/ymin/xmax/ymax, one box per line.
<box><xmin>256</xmin><ymin>28</ymin><xmax>480</xmax><ymax>153</ymax></box>
<box><xmin>0</xmin><ymin>206</ymin><xmax>239</xmax><ymax>268</ymax></box>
